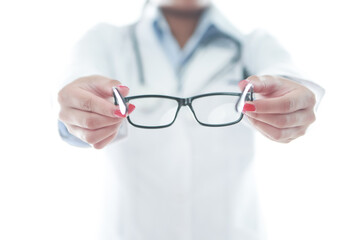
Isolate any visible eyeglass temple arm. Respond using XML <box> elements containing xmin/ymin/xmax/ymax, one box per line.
<box><xmin>235</xmin><ymin>83</ymin><xmax>254</xmax><ymax>112</ymax></box>
<box><xmin>112</xmin><ymin>87</ymin><xmax>128</xmax><ymax>115</ymax></box>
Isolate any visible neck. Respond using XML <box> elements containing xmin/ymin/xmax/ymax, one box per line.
<box><xmin>161</xmin><ymin>7</ymin><xmax>206</xmax><ymax>48</ymax></box>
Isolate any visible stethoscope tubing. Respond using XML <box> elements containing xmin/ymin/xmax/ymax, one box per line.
<box><xmin>129</xmin><ymin>3</ymin><xmax>244</xmax><ymax>88</ymax></box>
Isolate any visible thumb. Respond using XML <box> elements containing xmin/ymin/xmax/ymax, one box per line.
<box><xmin>81</xmin><ymin>75</ymin><xmax>129</xmax><ymax>98</ymax></box>
<box><xmin>239</xmin><ymin>75</ymin><xmax>281</xmax><ymax>97</ymax></box>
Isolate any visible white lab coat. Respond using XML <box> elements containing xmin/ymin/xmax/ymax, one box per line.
<box><xmin>63</xmin><ymin>5</ymin><xmax>323</xmax><ymax>240</ymax></box>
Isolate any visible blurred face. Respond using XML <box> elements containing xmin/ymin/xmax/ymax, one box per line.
<box><xmin>151</xmin><ymin>0</ymin><xmax>211</xmax><ymax>10</ymax></box>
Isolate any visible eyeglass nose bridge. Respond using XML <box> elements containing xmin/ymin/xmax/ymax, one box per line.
<box><xmin>179</xmin><ymin>98</ymin><xmax>192</xmax><ymax>106</ymax></box>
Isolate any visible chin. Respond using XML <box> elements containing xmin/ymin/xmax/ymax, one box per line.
<box><xmin>155</xmin><ymin>0</ymin><xmax>211</xmax><ymax>10</ymax></box>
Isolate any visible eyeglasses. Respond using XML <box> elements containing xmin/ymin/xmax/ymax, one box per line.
<box><xmin>113</xmin><ymin>86</ymin><xmax>254</xmax><ymax>129</ymax></box>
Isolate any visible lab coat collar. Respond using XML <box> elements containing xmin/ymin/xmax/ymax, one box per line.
<box><xmin>206</xmin><ymin>5</ymin><xmax>245</xmax><ymax>42</ymax></box>
<box><xmin>134</xmin><ymin>7</ymin><xmax>179</xmax><ymax>96</ymax></box>
<box><xmin>135</xmin><ymin>3</ymin><xmax>244</xmax><ymax>96</ymax></box>
<box><xmin>142</xmin><ymin>2</ymin><xmax>245</xmax><ymax>44</ymax></box>
<box><xmin>152</xmin><ymin>6</ymin><xmax>236</xmax><ymax>73</ymax></box>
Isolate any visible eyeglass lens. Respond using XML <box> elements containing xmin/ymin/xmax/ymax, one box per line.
<box><xmin>127</xmin><ymin>97</ymin><xmax>179</xmax><ymax>127</ymax></box>
<box><xmin>126</xmin><ymin>94</ymin><xmax>243</xmax><ymax>128</ymax></box>
<box><xmin>191</xmin><ymin>95</ymin><xmax>242</xmax><ymax>125</ymax></box>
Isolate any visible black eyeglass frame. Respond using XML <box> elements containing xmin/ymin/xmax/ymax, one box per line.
<box><xmin>122</xmin><ymin>92</ymin><xmax>254</xmax><ymax>129</ymax></box>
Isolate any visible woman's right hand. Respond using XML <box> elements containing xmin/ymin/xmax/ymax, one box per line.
<box><xmin>58</xmin><ymin>75</ymin><xmax>135</xmax><ymax>149</ymax></box>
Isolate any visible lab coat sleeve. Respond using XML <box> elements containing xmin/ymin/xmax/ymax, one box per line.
<box><xmin>58</xmin><ymin>23</ymin><xmax>128</xmax><ymax>147</ymax></box>
<box><xmin>58</xmin><ymin>120</ymin><xmax>90</xmax><ymax>148</ymax></box>
<box><xmin>242</xmin><ymin>30</ymin><xmax>325</xmax><ymax>110</ymax></box>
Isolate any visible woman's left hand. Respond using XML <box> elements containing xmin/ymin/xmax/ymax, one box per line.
<box><xmin>239</xmin><ymin>75</ymin><xmax>317</xmax><ymax>143</ymax></box>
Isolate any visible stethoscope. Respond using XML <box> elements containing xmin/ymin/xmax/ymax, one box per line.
<box><xmin>113</xmin><ymin>2</ymin><xmax>254</xmax><ymax>116</ymax></box>
<box><xmin>129</xmin><ymin>1</ymin><xmax>246</xmax><ymax>87</ymax></box>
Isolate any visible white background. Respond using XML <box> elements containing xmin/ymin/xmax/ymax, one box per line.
<box><xmin>0</xmin><ymin>0</ymin><xmax>359</xmax><ymax>239</ymax></box>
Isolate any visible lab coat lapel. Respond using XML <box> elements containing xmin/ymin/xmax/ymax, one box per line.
<box><xmin>133</xmin><ymin>5</ymin><xmax>242</xmax><ymax>97</ymax></box>
<box><xmin>181</xmin><ymin>44</ymin><xmax>236</xmax><ymax>95</ymax></box>
<box><xmin>135</xmin><ymin>17</ymin><xmax>178</xmax><ymax>95</ymax></box>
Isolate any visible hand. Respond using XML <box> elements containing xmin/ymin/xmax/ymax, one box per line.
<box><xmin>239</xmin><ymin>75</ymin><xmax>316</xmax><ymax>143</ymax></box>
<box><xmin>58</xmin><ymin>75</ymin><xmax>135</xmax><ymax>149</ymax></box>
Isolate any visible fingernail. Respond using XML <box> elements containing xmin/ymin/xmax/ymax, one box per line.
<box><xmin>127</xmin><ymin>104</ymin><xmax>135</xmax><ymax>115</ymax></box>
<box><xmin>238</xmin><ymin>79</ymin><xmax>250</xmax><ymax>87</ymax></box>
<box><xmin>114</xmin><ymin>109</ymin><xmax>126</xmax><ymax>118</ymax></box>
<box><xmin>118</xmin><ymin>85</ymin><xmax>129</xmax><ymax>91</ymax></box>
<box><xmin>243</xmin><ymin>103</ymin><xmax>256</xmax><ymax>112</ymax></box>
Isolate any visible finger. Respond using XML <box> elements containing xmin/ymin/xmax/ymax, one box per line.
<box><xmin>59</xmin><ymin>87</ymin><xmax>122</xmax><ymax>118</ymax></box>
<box><xmin>92</xmin><ymin>132</ymin><xmax>118</xmax><ymax>149</ymax></box>
<box><xmin>82</xmin><ymin>76</ymin><xmax>130</xmax><ymax>98</ymax></box>
<box><xmin>67</xmin><ymin>123</ymin><xmax>121</xmax><ymax>145</ymax></box>
<box><xmin>59</xmin><ymin>107</ymin><xmax>124</xmax><ymax>129</ymax></box>
<box><xmin>239</xmin><ymin>75</ymin><xmax>282</xmax><ymax>96</ymax></box>
<box><xmin>58</xmin><ymin>76</ymin><xmax>131</xmax><ymax>118</ymax></box>
<box><xmin>247</xmin><ymin>116</ymin><xmax>307</xmax><ymax>143</ymax></box>
<box><xmin>238</xmin><ymin>79</ymin><xmax>249</xmax><ymax>92</ymax></box>
<box><xmin>115</xmin><ymin>85</ymin><xmax>130</xmax><ymax>98</ymax></box>
<box><xmin>245</xmin><ymin>108</ymin><xmax>316</xmax><ymax>128</ymax></box>
<box><xmin>248</xmin><ymin>90</ymin><xmax>314</xmax><ymax>114</ymax></box>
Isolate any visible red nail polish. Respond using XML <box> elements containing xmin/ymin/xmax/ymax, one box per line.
<box><xmin>118</xmin><ymin>85</ymin><xmax>129</xmax><ymax>91</ymax></box>
<box><xmin>127</xmin><ymin>104</ymin><xmax>135</xmax><ymax>114</ymax></box>
<box><xmin>243</xmin><ymin>103</ymin><xmax>256</xmax><ymax>112</ymax></box>
<box><xmin>114</xmin><ymin>109</ymin><xmax>126</xmax><ymax>118</ymax></box>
